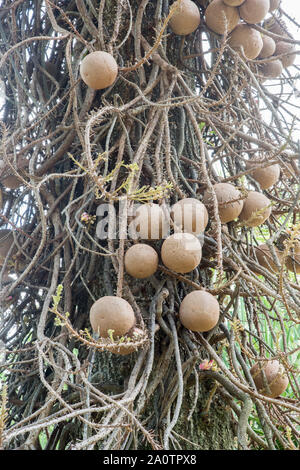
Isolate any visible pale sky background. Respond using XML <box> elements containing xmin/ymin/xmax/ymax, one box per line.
<box><xmin>275</xmin><ymin>1</ymin><xmax>300</xmax><ymax>139</ymax></box>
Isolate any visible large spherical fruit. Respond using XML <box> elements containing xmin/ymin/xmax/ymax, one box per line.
<box><xmin>171</xmin><ymin>198</ymin><xmax>208</xmax><ymax>235</ymax></box>
<box><xmin>286</xmin><ymin>240</ymin><xmax>300</xmax><ymax>274</ymax></box>
<box><xmin>239</xmin><ymin>0</ymin><xmax>270</xmax><ymax>24</ymax></box>
<box><xmin>260</xmin><ymin>59</ymin><xmax>283</xmax><ymax>79</ymax></box>
<box><xmin>80</xmin><ymin>51</ymin><xmax>118</xmax><ymax>90</ymax></box>
<box><xmin>179</xmin><ymin>291</ymin><xmax>220</xmax><ymax>332</ymax></box>
<box><xmin>124</xmin><ymin>243</ymin><xmax>158</xmax><ymax>279</ymax></box>
<box><xmin>161</xmin><ymin>233</ymin><xmax>202</xmax><ymax>274</ymax></box>
<box><xmin>246</xmin><ymin>159</ymin><xmax>280</xmax><ymax>189</ymax></box>
<box><xmin>89</xmin><ymin>296</ymin><xmax>135</xmax><ymax>338</ymax></box>
<box><xmin>269</xmin><ymin>0</ymin><xmax>280</xmax><ymax>11</ymax></box>
<box><xmin>250</xmin><ymin>360</ymin><xmax>289</xmax><ymax>398</ymax></box>
<box><xmin>238</xmin><ymin>191</ymin><xmax>271</xmax><ymax>227</ymax></box>
<box><xmin>132</xmin><ymin>203</ymin><xmax>169</xmax><ymax>240</ymax></box>
<box><xmin>169</xmin><ymin>0</ymin><xmax>200</xmax><ymax>35</ymax></box>
<box><xmin>223</xmin><ymin>0</ymin><xmax>245</xmax><ymax>5</ymax></box>
<box><xmin>205</xmin><ymin>0</ymin><xmax>240</xmax><ymax>35</ymax></box>
<box><xmin>258</xmin><ymin>35</ymin><xmax>276</xmax><ymax>58</ymax></box>
<box><xmin>229</xmin><ymin>24</ymin><xmax>263</xmax><ymax>59</ymax></box>
<box><xmin>274</xmin><ymin>41</ymin><xmax>296</xmax><ymax>68</ymax></box>
<box><xmin>254</xmin><ymin>243</ymin><xmax>283</xmax><ymax>273</ymax></box>
<box><xmin>203</xmin><ymin>183</ymin><xmax>244</xmax><ymax>224</ymax></box>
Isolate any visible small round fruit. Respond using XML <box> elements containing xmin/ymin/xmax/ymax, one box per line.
<box><xmin>161</xmin><ymin>233</ymin><xmax>202</xmax><ymax>274</ymax></box>
<box><xmin>274</xmin><ymin>41</ymin><xmax>296</xmax><ymax>68</ymax></box>
<box><xmin>254</xmin><ymin>243</ymin><xmax>283</xmax><ymax>273</ymax></box>
<box><xmin>169</xmin><ymin>0</ymin><xmax>200</xmax><ymax>35</ymax></box>
<box><xmin>89</xmin><ymin>296</ymin><xmax>135</xmax><ymax>338</ymax></box>
<box><xmin>260</xmin><ymin>59</ymin><xmax>283</xmax><ymax>79</ymax></box>
<box><xmin>171</xmin><ymin>198</ymin><xmax>208</xmax><ymax>235</ymax></box>
<box><xmin>80</xmin><ymin>51</ymin><xmax>118</xmax><ymax>90</ymax></box>
<box><xmin>132</xmin><ymin>203</ymin><xmax>169</xmax><ymax>240</ymax></box>
<box><xmin>285</xmin><ymin>240</ymin><xmax>300</xmax><ymax>274</ymax></box>
<box><xmin>239</xmin><ymin>0</ymin><xmax>270</xmax><ymax>24</ymax></box>
<box><xmin>250</xmin><ymin>360</ymin><xmax>289</xmax><ymax>398</ymax></box>
<box><xmin>238</xmin><ymin>191</ymin><xmax>271</xmax><ymax>227</ymax></box>
<box><xmin>269</xmin><ymin>0</ymin><xmax>280</xmax><ymax>11</ymax></box>
<box><xmin>203</xmin><ymin>183</ymin><xmax>244</xmax><ymax>224</ymax></box>
<box><xmin>223</xmin><ymin>0</ymin><xmax>245</xmax><ymax>5</ymax></box>
<box><xmin>258</xmin><ymin>35</ymin><xmax>276</xmax><ymax>58</ymax></box>
<box><xmin>179</xmin><ymin>290</ymin><xmax>220</xmax><ymax>332</ymax></box>
<box><xmin>124</xmin><ymin>243</ymin><xmax>158</xmax><ymax>279</ymax></box>
<box><xmin>205</xmin><ymin>0</ymin><xmax>240</xmax><ymax>35</ymax></box>
<box><xmin>229</xmin><ymin>24</ymin><xmax>263</xmax><ymax>59</ymax></box>
<box><xmin>246</xmin><ymin>159</ymin><xmax>280</xmax><ymax>189</ymax></box>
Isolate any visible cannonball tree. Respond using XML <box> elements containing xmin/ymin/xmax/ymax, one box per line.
<box><xmin>0</xmin><ymin>0</ymin><xmax>299</xmax><ymax>451</ymax></box>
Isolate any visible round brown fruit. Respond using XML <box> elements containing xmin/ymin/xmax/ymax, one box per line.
<box><xmin>223</xmin><ymin>0</ymin><xmax>245</xmax><ymax>5</ymax></box>
<box><xmin>254</xmin><ymin>243</ymin><xmax>283</xmax><ymax>273</ymax></box>
<box><xmin>239</xmin><ymin>0</ymin><xmax>270</xmax><ymax>24</ymax></box>
<box><xmin>238</xmin><ymin>191</ymin><xmax>271</xmax><ymax>227</ymax></box>
<box><xmin>269</xmin><ymin>0</ymin><xmax>280</xmax><ymax>11</ymax></box>
<box><xmin>161</xmin><ymin>232</ymin><xmax>202</xmax><ymax>274</ymax></box>
<box><xmin>274</xmin><ymin>41</ymin><xmax>296</xmax><ymax>68</ymax></box>
<box><xmin>250</xmin><ymin>360</ymin><xmax>289</xmax><ymax>398</ymax></box>
<box><xmin>124</xmin><ymin>243</ymin><xmax>158</xmax><ymax>279</ymax></box>
<box><xmin>80</xmin><ymin>51</ymin><xmax>118</xmax><ymax>90</ymax></box>
<box><xmin>203</xmin><ymin>183</ymin><xmax>244</xmax><ymax>224</ymax></box>
<box><xmin>246</xmin><ymin>158</ymin><xmax>280</xmax><ymax>189</ymax></box>
<box><xmin>169</xmin><ymin>0</ymin><xmax>200</xmax><ymax>35</ymax></box>
<box><xmin>89</xmin><ymin>296</ymin><xmax>135</xmax><ymax>338</ymax></box>
<box><xmin>179</xmin><ymin>290</ymin><xmax>220</xmax><ymax>332</ymax></box>
<box><xmin>258</xmin><ymin>35</ymin><xmax>276</xmax><ymax>58</ymax></box>
<box><xmin>260</xmin><ymin>59</ymin><xmax>283</xmax><ymax>79</ymax></box>
<box><xmin>171</xmin><ymin>198</ymin><xmax>208</xmax><ymax>235</ymax></box>
<box><xmin>229</xmin><ymin>24</ymin><xmax>263</xmax><ymax>59</ymax></box>
<box><xmin>205</xmin><ymin>0</ymin><xmax>240</xmax><ymax>35</ymax></box>
<box><xmin>132</xmin><ymin>203</ymin><xmax>169</xmax><ymax>240</ymax></box>
<box><xmin>285</xmin><ymin>240</ymin><xmax>300</xmax><ymax>274</ymax></box>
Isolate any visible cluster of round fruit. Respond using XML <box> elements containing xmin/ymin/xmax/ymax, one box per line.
<box><xmin>89</xmin><ymin>198</ymin><xmax>221</xmax><ymax>353</ymax></box>
<box><xmin>78</xmin><ymin>1</ymin><xmax>295</xmax><ymax>92</ymax></box>
<box><xmin>88</xmin><ymin>182</ymin><xmax>274</xmax><ymax>352</ymax></box>
<box><xmin>168</xmin><ymin>0</ymin><xmax>295</xmax><ymax>80</ymax></box>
